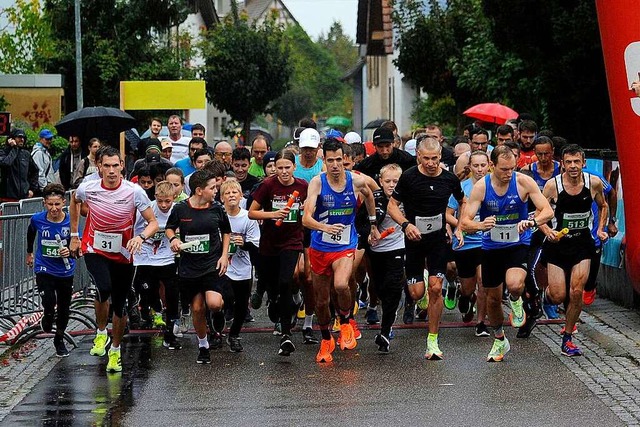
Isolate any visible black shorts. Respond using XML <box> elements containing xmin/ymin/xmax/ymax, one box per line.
<box><xmin>453</xmin><ymin>247</ymin><xmax>482</xmax><ymax>279</ymax></box>
<box><xmin>405</xmin><ymin>233</ymin><xmax>448</xmax><ymax>284</ymax></box>
<box><xmin>84</xmin><ymin>253</ymin><xmax>134</xmax><ymax>317</ymax></box>
<box><xmin>133</xmin><ymin>263</ymin><xmax>178</xmax><ymax>290</ymax></box>
<box><xmin>543</xmin><ymin>235</ymin><xmax>595</xmax><ymax>272</ymax></box>
<box><xmin>481</xmin><ymin>245</ymin><xmax>528</xmax><ymax>289</ymax></box>
<box><xmin>180</xmin><ymin>271</ymin><xmax>229</xmax><ymax>304</ymax></box>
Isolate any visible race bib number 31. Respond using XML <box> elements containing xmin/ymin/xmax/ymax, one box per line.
<box><xmin>490</xmin><ymin>224</ymin><xmax>519</xmax><ymax>243</ymax></box>
<box><xmin>94</xmin><ymin>231</ymin><xmax>122</xmax><ymax>253</ymax></box>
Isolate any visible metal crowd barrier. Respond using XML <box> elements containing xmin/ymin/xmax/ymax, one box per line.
<box><xmin>0</xmin><ymin>195</ymin><xmax>96</xmax><ymax>346</ymax></box>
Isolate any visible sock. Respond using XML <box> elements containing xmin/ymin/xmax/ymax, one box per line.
<box><xmin>97</xmin><ymin>328</ymin><xmax>107</xmax><ymax>335</ymax></box>
<box><xmin>320</xmin><ymin>327</ymin><xmax>331</xmax><ymax>340</ymax></box>
<box><xmin>562</xmin><ymin>332</ymin><xmax>572</xmax><ymax>343</ymax></box>
<box><xmin>427</xmin><ymin>333</ymin><xmax>438</xmax><ymax>343</ymax></box>
<box><xmin>110</xmin><ymin>345</ymin><xmax>120</xmax><ymax>352</ymax></box>
<box><xmin>494</xmin><ymin>326</ymin><xmax>504</xmax><ymax>340</ymax></box>
<box><xmin>198</xmin><ymin>336</ymin><xmax>209</xmax><ymax>349</ymax></box>
<box><xmin>303</xmin><ymin>315</ymin><xmax>313</xmax><ymax>329</ymax></box>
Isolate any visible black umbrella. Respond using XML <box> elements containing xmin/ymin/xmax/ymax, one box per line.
<box><xmin>364</xmin><ymin>118</ymin><xmax>389</xmax><ymax>129</ymax></box>
<box><xmin>55</xmin><ymin>106</ymin><xmax>137</xmax><ymax>146</ymax></box>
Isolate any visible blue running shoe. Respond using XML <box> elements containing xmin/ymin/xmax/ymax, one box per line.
<box><xmin>561</xmin><ymin>338</ymin><xmax>583</xmax><ymax>357</ymax></box>
<box><xmin>543</xmin><ymin>303</ymin><xmax>559</xmax><ymax>320</ymax></box>
<box><xmin>365</xmin><ymin>308</ymin><xmax>380</xmax><ymax>325</ymax></box>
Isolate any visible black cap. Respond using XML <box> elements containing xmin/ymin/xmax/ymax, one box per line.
<box><xmin>372</xmin><ymin>127</ymin><xmax>394</xmax><ymax>144</ymax></box>
<box><xmin>293</xmin><ymin>127</ymin><xmax>305</xmax><ymax>140</ymax></box>
<box><xmin>10</xmin><ymin>128</ymin><xmax>26</xmax><ymax>139</ymax></box>
<box><xmin>145</xmin><ymin>152</ymin><xmax>161</xmax><ymax>165</ymax></box>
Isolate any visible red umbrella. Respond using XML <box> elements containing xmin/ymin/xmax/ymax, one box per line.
<box><xmin>463</xmin><ymin>103</ymin><xmax>518</xmax><ymax>125</ymax></box>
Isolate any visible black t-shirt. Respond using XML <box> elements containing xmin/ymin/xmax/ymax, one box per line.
<box><xmin>355</xmin><ymin>148</ymin><xmax>415</xmax><ymax>179</ymax></box>
<box><xmin>392</xmin><ymin>166</ymin><xmax>463</xmax><ymax>236</ymax></box>
<box><xmin>240</xmin><ymin>174</ymin><xmax>259</xmax><ymax>196</ymax></box>
<box><xmin>441</xmin><ymin>145</ymin><xmax>455</xmax><ymax>168</ymax></box>
<box><xmin>165</xmin><ymin>199</ymin><xmax>231</xmax><ymax>278</ymax></box>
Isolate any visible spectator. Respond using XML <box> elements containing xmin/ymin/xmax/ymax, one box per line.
<box><xmin>191</xmin><ymin>123</ymin><xmax>206</xmax><ymax>139</ymax></box>
<box><xmin>137</xmin><ymin>117</ymin><xmax>163</xmax><ymax>159</ymax></box>
<box><xmin>58</xmin><ymin>135</ymin><xmax>86</xmax><ymax>190</ymax></box>
<box><xmin>167</xmin><ymin>115</ymin><xmax>191</xmax><ymax>163</ymax></box>
<box><xmin>0</xmin><ymin>128</ymin><xmax>39</xmax><ymax>201</ymax></box>
<box><xmin>32</xmin><ymin>129</ymin><xmax>57</xmax><ymax>192</ymax></box>
<box><xmin>174</xmin><ymin>137</ymin><xmax>207</xmax><ymax>176</ymax></box>
<box><xmin>248</xmin><ymin>135</ymin><xmax>270</xmax><ymax>179</ymax></box>
<box><xmin>160</xmin><ymin>139</ymin><xmax>173</xmax><ymax>161</ymax></box>
<box><xmin>73</xmin><ymin>138</ymin><xmax>102</xmax><ymax>188</ymax></box>
<box><xmin>214</xmin><ymin>141</ymin><xmax>233</xmax><ymax>170</ymax></box>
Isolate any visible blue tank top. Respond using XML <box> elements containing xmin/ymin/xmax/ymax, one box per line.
<box><xmin>294</xmin><ymin>156</ymin><xmax>323</xmax><ymax>183</ymax></box>
<box><xmin>479</xmin><ymin>174</ymin><xmax>531</xmax><ymax>249</ymax></box>
<box><xmin>310</xmin><ymin>172</ymin><xmax>358</xmax><ymax>252</ymax></box>
<box><xmin>30</xmin><ymin>211</ymin><xmax>76</xmax><ymax>277</ymax></box>
<box><xmin>448</xmin><ymin>178</ymin><xmax>482</xmax><ymax>251</ymax></box>
<box><xmin>532</xmin><ymin>161</ymin><xmax>560</xmax><ymax>190</ymax></box>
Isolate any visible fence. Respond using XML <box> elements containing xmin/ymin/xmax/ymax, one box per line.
<box><xmin>0</xmin><ymin>195</ymin><xmax>95</xmax><ymax>346</ymax></box>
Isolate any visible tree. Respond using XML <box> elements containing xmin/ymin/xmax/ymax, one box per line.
<box><xmin>0</xmin><ymin>0</ymin><xmax>57</xmax><ymax>73</ymax></box>
<box><xmin>272</xmin><ymin>87</ymin><xmax>313</xmax><ymax>130</ymax></box>
<box><xmin>40</xmin><ymin>0</ymin><xmax>194</xmax><ymax>112</ymax></box>
<box><xmin>200</xmin><ymin>3</ymin><xmax>291</xmax><ymax>144</ymax></box>
<box><xmin>317</xmin><ymin>21</ymin><xmax>359</xmax><ymax>74</ymax></box>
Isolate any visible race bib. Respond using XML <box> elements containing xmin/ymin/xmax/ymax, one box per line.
<box><xmin>41</xmin><ymin>239</ymin><xmax>61</xmax><ymax>258</ymax></box>
<box><xmin>415</xmin><ymin>214</ymin><xmax>442</xmax><ymax>234</ymax></box>
<box><xmin>228</xmin><ymin>242</ymin><xmax>238</xmax><ymax>256</ymax></box>
<box><xmin>151</xmin><ymin>229</ymin><xmax>165</xmax><ymax>242</ymax></box>
<box><xmin>94</xmin><ymin>231</ymin><xmax>122</xmax><ymax>253</ymax></box>
<box><xmin>490</xmin><ymin>224</ymin><xmax>519</xmax><ymax>243</ymax></box>
<box><xmin>185</xmin><ymin>234</ymin><xmax>210</xmax><ymax>254</ymax></box>
<box><xmin>272</xmin><ymin>201</ymin><xmax>300</xmax><ymax>223</ymax></box>
<box><xmin>321</xmin><ymin>224</ymin><xmax>352</xmax><ymax>245</ymax></box>
<box><xmin>562</xmin><ymin>212</ymin><xmax>590</xmax><ymax>230</ymax></box>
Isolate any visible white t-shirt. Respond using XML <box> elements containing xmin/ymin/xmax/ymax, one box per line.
<box><xmin>226</xmin><ymin>208</ymin><xmax>260</xmax><ymax>281</ymax></box>
<box><xmin>371</xmin><ymin>211</ymin><xmax>405</xmax><ymax>253</ymax></box>
<box><xmin>133</xmin><ymin>200</ymin><xmax>175</xmax><ymax>266</ymax></box>
<box><xmin>170</xmin><ymin>136</ymin><xmax>192</xmax><ymax>164</ymax></box>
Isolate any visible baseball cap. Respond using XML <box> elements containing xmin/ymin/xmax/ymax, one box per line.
<box><xmin>299</xmin><ymin>128</ymin><xmax>320</xmax><ymax>149</ymax></box>
<box><xmin>11</xmin><ymin>129</ymin><xmax>26</xmax><ymax>139</ymax></box>
<box><xmin>325</xmin><ymin>129</ymin><xmax>344</xmax><ymax>142</ymax></box>
<box><xmin>161</xmin><ymin>139</ymin><xmax>173</xmax><ymax>150</ymax></box>
<box><xmin>39</xmin><ymin>129</ymin><xmax>54</xmax><ymax>139</ymax></box>
<box><xmin>262</xmin><ymin>151</ymin><xmax>277</xmax><ymax>172</ymax></box>
<box><xmin>372</xmin><ymin>127</ymin><xmax>395</xmax><ymax>144</ymax></box>
<box><xmin>404</xmin><ymin>139</ymin><xmax>417</xmax><ymax>156</ymax></box>
<box><xmin>145</xmin><ymin>151</ymin><xmax>161</xmax><ymax>164</ymax></box>
<box><xmin>344</xmin><ymin>131</ymin><xmax>362</xmax><ymax>144</ymax></box>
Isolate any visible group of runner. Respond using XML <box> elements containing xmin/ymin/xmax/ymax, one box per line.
<box><xmin>25</xmin><ymin>119</ymin><xmax>613</xmax><ymax>371</ymax></box>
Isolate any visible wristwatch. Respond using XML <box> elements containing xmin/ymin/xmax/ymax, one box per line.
<box><xmin>609</xmin><ymin>217</ymin><xmax>617</xmax><ymax>224</ymax></box>
<box><xmin>138</xmin><ymin>233</ymin><xmax>147</xmax><ymax>240</ymax></box>
<box><xmin>401</xmin><ymin>221</ymin><xmax>410</xmax><ymax>231</ymax></box>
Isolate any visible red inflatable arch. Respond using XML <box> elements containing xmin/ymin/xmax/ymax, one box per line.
<box><xmin>596</xmin><ymin>0</ymin><xmax>640</xmax><ymax>291</ymax></box>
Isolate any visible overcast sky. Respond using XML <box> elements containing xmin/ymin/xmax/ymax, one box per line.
<box><xmin>282</xmin><ymin>0</ymin><xmax>358</xmax><ymax>41</ymax></box>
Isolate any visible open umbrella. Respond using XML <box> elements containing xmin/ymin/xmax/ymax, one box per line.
<box><xmin>463</xmin><ymin>103</ymin><xmax>518</xmax><ymax>125</ymax></box>
<box><xmin>364</xmin><ymin>118</ymin><xmax>389</xmax><ymax>129</ymax></box>
<box><xmin>55</xmin><ymin>106</ymin><xmax>137</xmax><ymax>146</ymax></box>
<box><xmin>326</xmin><ymin>116</ymin><xmax>352</xmax><ymax>127</ymax></box>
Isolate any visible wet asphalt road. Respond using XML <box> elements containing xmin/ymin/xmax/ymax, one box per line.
<box><xmin>3</xmin><ymin>313</ymin><xmax>622</xmax><ymax>427</ymax></box>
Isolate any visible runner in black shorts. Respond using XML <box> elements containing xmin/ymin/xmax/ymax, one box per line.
<box><xmin>387</xmin><ymin>136</ymin><xmax>464</xmax><ymax>360</ymax></box>
<box><xmin>166</xmin><ymin>169</ymin><xmax>231</xmax><ymax>365</ymax></box>
<box><xmin>539</xmin><ymin>144</ymin><xmax>608</xmax><ymax>357</ymax></box>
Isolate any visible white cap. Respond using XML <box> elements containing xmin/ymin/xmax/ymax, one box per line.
<box><xmin>404</xmin><ymin>139</ymin><xmax>417</xmax><ymax>156</ymax></box>
<box><xmin>344</xmin><ymin>131</ymin><xmax>362</xmax><ymax>144</ymax></box>
<box><xmin>299</xmin><ymin>128</ymin><xmax>320</xmax><ymax>148</ymax></box>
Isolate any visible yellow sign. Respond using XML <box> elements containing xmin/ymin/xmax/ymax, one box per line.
<box><xmin>120</xmin><ymin>81</ymin><xmax>206</xmax><ymax>110</ymax></box>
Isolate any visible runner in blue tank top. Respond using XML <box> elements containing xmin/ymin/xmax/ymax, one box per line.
<box><xmin>303</xmin><ymin>139</ymin><xmax>380</xmax><ymax>363</ymax></box>
<box><xmin>461</xmin><ymin>146</ymin><xmax>553</xmax><ymax>362</ymax></box>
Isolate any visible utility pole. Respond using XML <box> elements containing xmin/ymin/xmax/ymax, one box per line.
<box><xmin>74</xmin><ymin>0</ymin><xmax>83</xmax><ymax>109</ymax></box>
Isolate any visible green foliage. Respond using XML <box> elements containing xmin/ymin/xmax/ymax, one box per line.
<box><xmin>0</xmin><ymin>95</ymin><xmax>9</xmax><ymax>112</ymax></box>
<box><xmin>5</xmin><ymin>119</ymin><xmax>67</xmax><ymax>158</ymax></box>
<box><xmin>317</xmin><ymin>21</ymin><xmax>359</xmax><ymax>74</ymax></box>
<box><xmin>0</xmin><ymin>0</ymin><xmax>57</xmax><ymax>73</ymax></box>
<box><xmin>40</xmin><ymin>0</ymin><xmax>194</xmax><ymax>109</ymax></box>
<box><xmin>412</xmin><ymin>96</ymin><xmax>457</xmax><ymax>136</ymax></box>
<box><xmin>272</xmin><ymin>87</ymin><xmax>314</xmax><ymax>128</ymax></box>
<box><xmin>199</xmin><ymin>4</ymin><xmax>291</xmax><ymax>141</ymax></box>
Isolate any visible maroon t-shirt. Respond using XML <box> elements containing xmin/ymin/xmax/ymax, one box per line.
<box><xmin>252</xmin><ymin>176</ymin><xmax>308</xmax><ymax>255</ymax></box>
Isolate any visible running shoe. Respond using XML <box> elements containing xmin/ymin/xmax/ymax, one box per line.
<box><xmin>461</xmin><ymin>293</ymin><xmax>477</xmax><ymax>324</ymax></box>
<box><xmin>90</xmin><ymin>334</ymin><xmax>110</xmax><ymax>357</ymax></box>
<box><xmin>403</xmin><ymin>302</ymin><xmax>415</xmax><ymax>324</ymax></box>
<box><xmin>278</xmin><ymin>335</ymin><xmax>295</xmax><ymax>356</ymax></box>
<box><xmin>197</xmin><ymin>346</ymin><xmax>211</xmax><ymax>364</ymax></box>
<box><xmin>106</xmin><ymin>349</ymin><xmax>122</xmax><ymax>372</ymax></box>
<box><xmin>179</xmin><ymin>311</ymin><xmax>191</xmax><ymax>334</ymax></box>
<box><xmin>416</xmin><ymin>293</ymin><xmax>429</xmax><ymax>310</ymax></box>
<box><xmin>172</xmin><ymin>321</ymin><xmax>183</xmax><ymax>338</ymax></box>
<box><xmin>297</xmin><ymin>304</ymin><xmax>306</xmax><ymax>320</ymax></box>
<box><xmin>508</xmin><ymin>296</ymin><xmax>527</xmax><ymax>328</ymax></box>
<box><xmin>561</xmin><ymin>339</ymin><xmax>583</xmax><ymax>357</ymax></box>
<box><xmin>302</xmin><ymin>327</ymin><xmax>319</xmax><ymax>344</ymax></box>
<box><xmin>349</xmin><ymin>318</ymin><xmax>362</xmax><ymax>340</ymax></box>
<box><xmin>339</xmin><ymin>323</ymin><xmax>357</xmax><ymax>350</ymax></box>
<box><xmin>365</xmin><ymin>308</ymin><xmax>380</xmax><ymax>325</ymax></box>
<box><xmin>358</xmin><ymin>300</ymin><xmax>367</xmax><ymax>310</ymax></box>
<box><xmin>374</xmin><ymin>334</ymin><xmax>390</xmax><ymax>353</ymax></box>
<box><xmin>353</xmin><ymin>301</ymin><xmax>359</xmax><ymax>316</ymax></box>
<box><xmin>583</xmin><ymin>289</ymin><xmax>596</xmax><ymax>306</ymax></box>
<box><xmin>227</xmin><ymin>335</ymin><xmax>243</xmax><ymax>352</ymax></box>
<box><xmin>543</xmin><ymin>302</ymin><xmax>559</xmax><ymax>320</ymax></box>
<box><xmin>209</xmin><ymin>332</ymin><xmax>223</xmax><ymax>349</ymax></box>
<box><xmin>332</xmin><ymin>318</ymin><xmax>341</xmax><ymax>333</ymax></box>
<box><xmin>389</xmin><ymin>328</ymin><xmax>395</xmax><ymax>340</ymax></box>
<box><xmin>559</xmin><ymin>324</ymin><xmax>578</xmax><ymax>335</ymax></box>
<box><xmin>244</xmin><ymin>311</ymin><xmax>255</xmax><ymax>323</ymax></box>
<box><xmin>425</xmin><ymin>336</ymin><xmax>443</xmax><ymax>360</ymax></box>
<box><xmin>487</xmin><ymin>337</ymin><xmax>510</xmax><ymax>362</ymax></box>
<box><xmin>250</xmin><ymin>291</ymin><xmax>263</xmax><ymax>309</ymax></box>
<box><xmin>152</xmin><ymin>311</ymin><xmax>166</xmax><ymax>329</ymax></box>
<box><xmin>316</xmin><ymin>336</ymin><xmax>336</xmax><ymax>363</ymax></box>
<box><xmin>443</xmin><ymin>281</ymin><xmax>459</xmax><ymax>310</ymax></box>
<box><xmin>54</xmin><ymin>336</ymin><xmax>69</xmax><ymax>357</ymax></box>
<box><xmin>516</xmin><ymin>317</ymin><xmax>537</xmax><ymax>339</ymax></box>
<box><xmin>475</xmin><ymin>322</ymin><xmax>490</xmax><ymax>337</ymax></box>
<box><xmin>163</xmin><ymin>338</ymin><xmax>182</xmax><ymax>350</ymax></box>
<box><xmin>40</xmin><ymin>312</ymin><xmax>54</xmax><ymax>333</ymax></box>
<box><xmin>273</xmin><ymin>323</ymin><xmax>283</xmax><ymax>336</ymax></box>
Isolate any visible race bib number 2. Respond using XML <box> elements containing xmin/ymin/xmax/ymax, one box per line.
<box><xmin>415</xmin><ymin>214</ymin><xmax>442</xmax><ymax>234</ymax></box>
<box><xmin>94</xmin><ymin>231</ymin><xmax>122</xmax><ymax>253</ymax></box>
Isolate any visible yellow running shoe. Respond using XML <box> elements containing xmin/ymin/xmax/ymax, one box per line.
<box><xmin>332</xmin><ymin>317</ymin><xmax>341</xmax><ymax>333</ymax></box>
<box><xmin>106</xmin><ymin>349</ymin><xmax>122</xmax><ymax>372</ymax></box>
<box><xmin>152</xmin><ymin>311</ymin><xmax>166</xmax><ymax>328</ymax></box>
<box><xmin>297</xmin><ymin>304</ymin><xmax>306</xmax><ymax>320</ymax></box>
<box><xmin>90</xmin><ymin>333</ymin><xmax>110</xmax><ymax>357</ymax></box>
